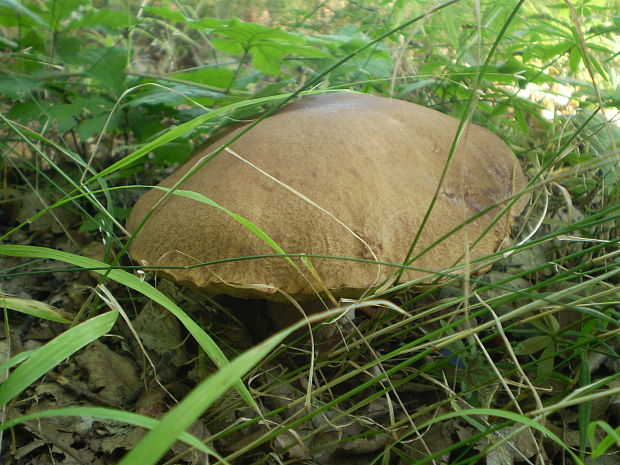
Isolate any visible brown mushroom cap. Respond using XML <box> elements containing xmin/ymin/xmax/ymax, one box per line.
<box><xmin>127</xmin><ymin>92</ymin><xmax>528</xmax><ymax>300</ymax></box>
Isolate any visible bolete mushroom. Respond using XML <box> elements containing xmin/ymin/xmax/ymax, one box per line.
<box><xmin>127</xmin><ymin>92</ymin><xmax>528</xmax><ymax>316</ymax></box>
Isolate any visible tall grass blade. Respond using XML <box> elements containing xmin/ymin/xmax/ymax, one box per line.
<box><xmin>117</xmin><ymin>317</ymin><xmax>302</xmax><ymax>465</ymax></box>
<box><xmin>0</xmin><ymin>310</ymin><xmax>118</xmax><ymax>407</ymax></box>
<box><xmin>0</xmin><ymin>244</ymin><xmax>258</xmax><ymax>411</ymax></box>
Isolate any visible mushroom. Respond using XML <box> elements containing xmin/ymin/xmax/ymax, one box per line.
<box><xmin>127</xmin><ymin>92</ymin><xmax>528</xmax><ymax>321</ymax></box>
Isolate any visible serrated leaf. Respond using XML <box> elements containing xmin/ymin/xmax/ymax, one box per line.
<box><xmin>77</xmin><ymin>113</ymin><xmax>118</xmax><ymax>140</ymax></box>
<box><xmin>128</xmin><ymin>84</ymin><xmax>222</xmax><ymax>107</ymax></box>
<box><xmin>251</xmin><ymin>46</ymin><xmax>285</xmax><ymax>75</ymax></box>
<box><xmin>7</xmin><ymin>101</ymin><xmax>44</xmax><ymax>123</ymax></box>
<box><xmin>348</xmin><ymin>51</ymin><xmax>393</xmax><ymax>78</ymax></box>
<box><xmin>217</xmin><ymin>18</ymin><xmax>302</xmax><ymax>45</ymax></box>
<box><xmin>49</xmin><ymin>103</ymin><xmax>81</xmax><ymax>132</ymax></box>
<box><xmin>172</xmin><ymin>68</ymin><xmax>235</xmax><ymax>88</ymax></box>
<box><xmin>49</xmin><ymin>0</ymin><xmax>87</xmax><ymax>22</ymax></box>
<box><xmin>211</xmin><ymin>37</ymin><xmax>244</xmax><ymax>54</ymax></box>
<box><xmin>69</xmin><ymin>8</ymin><xmax>138</xmax><ymax>30</ymax></box>
<box><xmin>87</xmin><ymin>46</ymin><xmax>127</xmax><ymax>94</ymax></box>
<box><xmin>143</xmin><ymin>6</ymin><xmax>186</xmax><ymax>23</ymax></box>
<box><xmin>72</xmin><ymin>95</ymin><xmax>114</xmax><ymax>114</ymax></box>
<box><xmin>55</xmin><ymin>36</ymin><xmax>83</xmax><ymax>63</ymax></box>
<box><xmin>187</xmin><ymin>16</ymin><xmax>225</xmax><ymax>29</ymax></box>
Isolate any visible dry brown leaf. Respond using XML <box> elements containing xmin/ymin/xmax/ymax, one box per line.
<box><xmin>133</xmin><ymin>302</ymin><xmax>186</xmax><ymax>365</ymax></box>
<box><xmin>76</xmin><ymin>340</ymin><xmax>140</xmax><ymax>406</ymax></box>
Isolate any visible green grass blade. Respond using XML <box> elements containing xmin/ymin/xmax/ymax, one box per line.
<box><xmin>117</xmin><ymin>312</ymin><xmax>316</xmax><ymax>465</ymax></box>
<box><xmin>0</xmin><ymin>244</ymin><xmax>257</xmax><ymax>411</ymax></box>
<box><xmin>1</xmin><ymin>295</ymin><xmax>71</xmax><ymax>323</ymax></box>
<box><xmin>588</xmin><ymin>421</ymin><xmax>620</xmax><ymax>458</ymax></box>
<box><xmin>0</xmin><ymin>349</ymin><xmax>36</xmax><ymax>375</ymax></box>
<box><xmin>89</xmin><ymin>93</ymin><xmax>312</xmax><ymax>184</ymax></box>
<box><xmin>0</xmin><ymin>310</ymin><xmax>118</xmax><ymax>407</ymax></box>
<box><xmin>158</xmin><ymin>186</ymin><xmax>294</xmax><ymax>266</ymax></box>
<box><xmin>414</xmin><ymin>408</ymin><xmax>584</xmax><ymax>465</ymax></box>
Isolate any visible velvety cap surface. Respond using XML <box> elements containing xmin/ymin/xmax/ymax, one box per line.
<box><xmin>127</xmin><ymin>92</ymin><xmax>529</xmax><ymax>298</ymax></box>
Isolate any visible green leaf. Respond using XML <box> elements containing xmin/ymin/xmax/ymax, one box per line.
<box><xmin>69</xmin><ymin>8</ymin><xmax>138</xmax><ymax>30</ymax></box>
<box><xmin>569</xmin><ymin>47</ymin><xmax>581</xmax><ymax>73</ymax></box>
<box><xmin>87</xmin><ymin>46</ymin><xmax>127</xmax><ymax>94</ymax></box>
<box><xmin>142</xmin><ymin>6</ymin><xmax>187</xmax><ymax>23</ymax></box>
<box><xmin>0</xmin><ymin>350</ymin><xmax>36</xmax><ymax>374</ymax></box>
<box><xmin>588</xmin><ymin>421</ymin><xmax>620</xmax><ymax>458</ymax></box>
<box><xmin>49</xmin><ymin>103</ymin><xmax>82</xmax><ymax>132</ymax></box>
<box><xmin>513</xmin><ymin>106</ymin><xmax>528</xmax><ymax>133</ymax></box>
<box><xmin>0</xmin><ymin>310</ymin><xmax>118</xmax><ymax>407</ymax></box>
<box><xmin>0</xmin><ymin>296</ymin><xmax>71</xmax><ymax>323</ymax></box>
<box><xmin>172</xmin><ymin>68</ymin><xmax>235</xmax><ymax>89</ymax></box>
<box><xmin>7</xmin><ymin>101</ymin><xmax>45</xmax><ymax>123</ymax></box>
<box><xmin>128</xmin><ymin>83</ymin><xmax>222</xmax><ymax>107</ymax></box>
<box><xmin>397</xmin><ymin>79</ymin><xmax>437</xmax><ymax>96</ymax></box>
<box><xmin>535</xmin><ymin>41</ymin><xmax>572</xmax><ymax>60</ymax></box>
<box><xmin>251</xmin><ymin>45</ymin><xmax>286</xmax><ymax>75</ymax></box>
<box><xmin>48</xmin><ymin>0</ymin><xmax>87</xmax><ymax>22</ymax></box>
<box><xmin>55</xmin><ymin>36</ymin><xmax>84</xmax><ymax>63</ymax></box>
<box><xmin>260</xmin><ymin>41</ymin><xmax>329</xmax><ymax>58</ymax></box>
<box><xmin>515</xmin><ymin>335</ymin><xmax>551</xmax><ymax>355</ymax></box>
<box><xmin>212</xmin><ymin>37</ymin><xmax>244</xmax><ymax>54</ymax></box>
<box><xmin>91</xmin><ymin>92</ymin><xmax>307</xmax><ymax>182</ymax></box>
<box><xmin>348</xmin><ymin>50</ymin><xmax>393</xmax><ymax>78</ymax></box>
<box><xmin>187</xmin><ymin>17</ymin><xmax>225</xmax><ymax>30</ymax></box>
<box><xmin>151</xmin><ymin>140</ymin><xmax>193</xmax><ymax>167</ymax></box>
<box><xmin>72</xmin><ymin>95</ymin><xmax>114</xmax><ymax>114</ymax></box>
<box><xmin>0</xmin><ymin>0</ymin><xmax>48</xmax><ymax>27</ymax></box>
<box><xmin>0</xmin><ymin>34</ymin><xmax>19</xmax><ymax>50</ymax></box>
<box><xmin>588</xmin><ymin>55</ymin><xmax>608</xmax><ymax>81</ymax></box>
<box><xmin>77</xmin><ymin>112</ymin><xmax>119</xmax><ymax>140</ymax></box>
<box><xmin>209</xmin><ymin>18</ymin><xmax>328</xmax><ymax>75</ymax></box>
<box><xmin>0</xmin><ymin>73</ymin><xmax>42</xmax><ymax>98</ymax></box>
<box><xmin>537</xmin><ymin>343</ymin><xmax>557</xmax><ymax>382</ymax></box>
<box><xmin>216</xmin><ymin>18</ymin><xmax>301</xmax><ymax>45</ymax></box>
